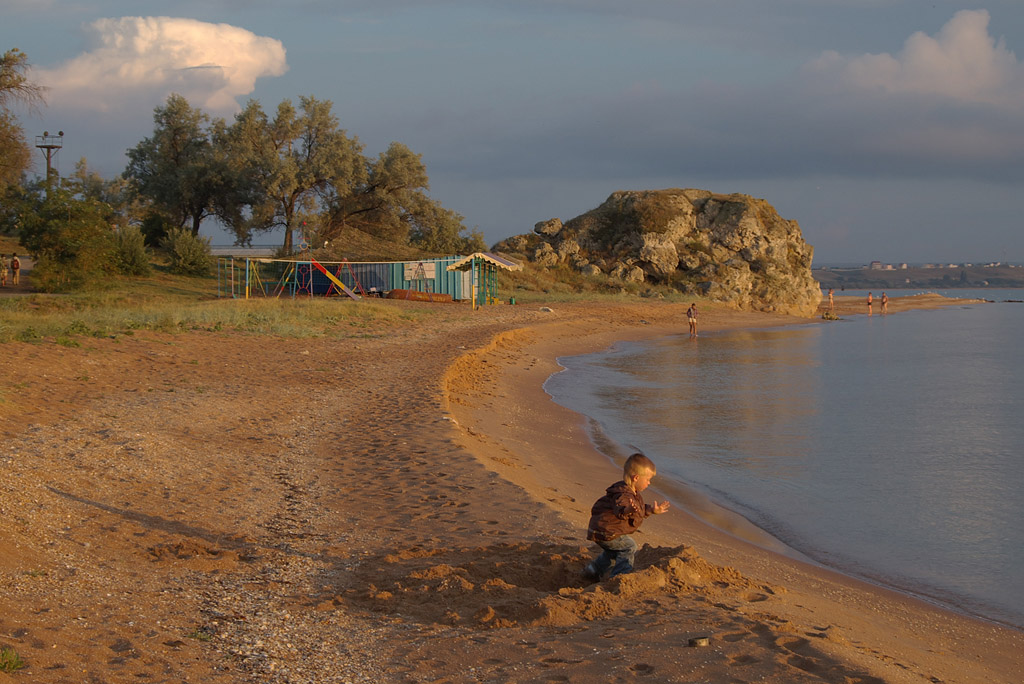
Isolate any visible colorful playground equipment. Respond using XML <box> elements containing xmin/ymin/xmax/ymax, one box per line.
<box><xmin>218</xmin><ymin>255</ymin><xmax>462</xmax><ymax>301</ymax></box>
<box><xmin>309</xmin><ymin>257</ymin><xmax>362</xmax><ymax>299</ymax></box>
<box><xmin>217</xmin><ymin>253</ymin><xmax>521</xmax><ymax>306</ymax></box>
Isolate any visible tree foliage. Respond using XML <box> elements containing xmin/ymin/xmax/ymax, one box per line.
<box><xmin>0</xmin><ymin>49</ymin><xmax>45</xmax><ymax>110</ymax></box>
<box><xmin>219</xmin><ymin>97</ymin><xmax>364</xmax><ymax>252</ymax></box>
<box><xmin>216</xmin><ymin>96</ymin><xmax>481</xmax><ymax>255</ymax></box>
<box><xmin>327</xmin><ymin>142</ymin><xmax>428</xmax><ymax>244</ymax></box>
<box><xmin>7</xmin><ymin>162</ymin><xmax>153</xmax><ymax>290</ymax></box>
<box><xmin>0</xmin><ymin>111</ymin><xmax>31</xmax><ymax>194</ymax></box>
<box><xmin>15</xmin><ymin>183</ymin><xmax>116</xmax><ymax>292</ymax></box>
<box><xmin>67</xmin><ymin>158</ymin><xmax>146</xmax><ymax>230</ymax></box>
<box><xmin>124</xmin><ymin>94</ymin><xmax>228</xmax><ymax>236</ymax></box>
<box><xmin>3</xmin><ymin>63</ymin><xmax>490</xmax><ymax>294</ymax></box>
<box><xmin>0</xmin><ymin>49</ymin><xmax>46</xmax><ymax>193</ymax></box>
<box><xmin>406</xmin><ymin>195</ymin><xmax>486</xmax><ymax>255</ymax></box>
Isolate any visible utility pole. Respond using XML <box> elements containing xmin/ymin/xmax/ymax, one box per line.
<box><xmin>35</xmin><ymin>130</ymin><xmax>64</xmax><ymax>195</ymax></box>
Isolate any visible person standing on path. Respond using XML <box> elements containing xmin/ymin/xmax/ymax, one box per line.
<box><xmin>10</xmin><ymin>253</ymin><xmax>20</xmax><ymax>286</ymax></box>
<box><xmin>686</xmin><ymin>303</ymin><xmax>698</xmax><ymax>337</ymax></box>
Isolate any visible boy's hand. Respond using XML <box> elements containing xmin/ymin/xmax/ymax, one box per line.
<box><xmin>653</xmin><ymin>501</ymin><xmax>670</xmax><ymax>514</ymax></box>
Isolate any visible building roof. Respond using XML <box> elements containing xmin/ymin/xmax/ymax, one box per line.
<box><xmin>445</xmin><ymin>252</ymin><xmax>523</xmax><ymax>272</ymax></box>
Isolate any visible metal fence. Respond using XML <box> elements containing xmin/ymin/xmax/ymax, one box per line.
<box><xmin>217</xmin><ymin>256</ymin><xmax>472</xmax><ymax>300</ymax></box>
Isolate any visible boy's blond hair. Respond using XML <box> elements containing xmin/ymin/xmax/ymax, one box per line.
<box><xmin>623</xmin><ymin>452</ymin><xmax>656</xmax><ymax>479</ymax></box>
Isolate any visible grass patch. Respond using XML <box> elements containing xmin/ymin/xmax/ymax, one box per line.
<box><xmin>497</xmin><ymin>262</ymin><xmax>696</xmax><ymax>305</ymax></box>
<box><xmin>0</xmin><ymin>646</ymin><xmax>25</xmax><ymax>672</ymax></box>
<box><xmin>0</xmin><ymin>271</ymin><xmax>441</xmax><ymax>344</ymax></box>
<box><xmin>186</xmin><ymin>628</ymin><xmax>214</xmax><ymax>642</ymax></box>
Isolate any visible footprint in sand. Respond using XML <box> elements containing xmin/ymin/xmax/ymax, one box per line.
<box><xmin>629</xmin><ymin>662</ymin><xmax>655</xmax><ymax>675</ymax></box>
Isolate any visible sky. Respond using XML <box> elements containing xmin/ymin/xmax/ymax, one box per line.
<box><xmin>4</xmin><ymin>1</ymin><xmax>1024</xmax><ymax>265</ymax></box>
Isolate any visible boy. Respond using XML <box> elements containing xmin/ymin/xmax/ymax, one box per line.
<box><xmin>584</xmin><ymin>453</ymin><xmax>670</xmax><ymax>580</ymax></box>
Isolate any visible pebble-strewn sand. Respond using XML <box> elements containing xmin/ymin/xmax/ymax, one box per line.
<box><xmin>2</xmin><ymin>294</ymin><xmax>1020</xmax><ymax>683</ymax></box>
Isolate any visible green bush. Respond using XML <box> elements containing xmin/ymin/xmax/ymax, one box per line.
<box><xmin>113</xmin><ymin>225</ymin><xmax>152</xmax><ymax>276</ymax></box>
<box><xmin>161</xmin><ymin>227</ymin><xmax>212</xmax><ymax>276</ymax></box>
<box><xmin>17</xmin><ymin>187</ymin><xmax>116</xmax><ymax>292</ymax></box>
<box><xmin>140</xmin><ymin>212</ymin><xmax>174</xmax><ymax>247</ymax></box>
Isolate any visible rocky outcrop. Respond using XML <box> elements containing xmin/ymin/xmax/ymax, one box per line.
<box><xmin>493</xmin><ymin>189</ymin><xmax>821</xmax><ymax>316</ymax></box>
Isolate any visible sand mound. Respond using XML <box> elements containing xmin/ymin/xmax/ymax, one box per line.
<box><xmin>340</xmin><ymin>542</ymin><xmax>781</xmax><ymax>629</ymax></box>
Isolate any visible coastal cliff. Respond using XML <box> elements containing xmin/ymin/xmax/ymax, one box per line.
<box><xmin>495</xmin><ymin>189</ymin><xmax>821</xmax><ymax>317</ymax></box>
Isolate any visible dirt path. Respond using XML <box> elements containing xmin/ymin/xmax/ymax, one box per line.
<box><xmin>0</xmin><ymin>259</ymin><xmax>31</xmax><ymax>297</ymax></box>
<box><xmin>0</xmin><ymin>302</ymin><xmax>589</xmax><ymax>682</ymax></box>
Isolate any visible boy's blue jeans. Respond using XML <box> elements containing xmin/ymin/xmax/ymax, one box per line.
<box><xmin>591</xmin><ymin>535</ymin><xmax>638</xmax><ymax>578</ymax></box>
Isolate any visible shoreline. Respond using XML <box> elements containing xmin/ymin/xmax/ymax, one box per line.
<box><xmin>445</xmin><ymin>295</ymin><xmax>1024</xmax><ymax>683</ymax></box>
<box><xmin>574</xmin><ymin>410</ymin><xmax>813</xmax><ymax>562</ymax></box>
<box><xmin>543</xmin><ymin>307</ymin><xmax>1023</xmax><ymax>633</ymax></box>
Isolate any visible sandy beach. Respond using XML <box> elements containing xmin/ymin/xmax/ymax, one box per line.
<box><xmin>1</xmin><ymin>293</ymin><xmax>1021</xmax><ymax>683</ymax></box>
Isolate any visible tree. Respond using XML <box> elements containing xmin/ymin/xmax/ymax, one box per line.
<box><xmin>124</xmin><ymin>94</ymin><xmax>228</xmax><ymax>236</ymax></box>
<box><xmin>328</xmin><ymin>142</ymin><xmax>429</xmax><ymax>243</ymax></box>
<box><xmin>220</xmin><ymin>96</ymin><xmax>365</xmax><ymax>252</ymax></box>
<box><xmin>0</xmin><ymin>49</ymin><xmax>46</xmax><ymax>193</ymax></box>
<box><xmin>66</xmin><ymin>159</ymin><xmax>152</xmax><ymax>275</ymax></box>
<box><xmin>122</xmin><ymin>93</ymin><xmax>480</xmax><ymax>256</ymax></box>
<box><xmin>67</xmin><ymin>158</ymin><xmax>146</xmax><ymax>230</ymax></box>
<box><xmin>326</xmin><ymin>142</ymin><xmax>483</xmax><ymax>253</ymax></box>
<box><xmin>15</xmin><ymin>182</ymin><xmax>116</xmax><ymax>291</ymax></box>
<box><xmin>407</xmin><ymin>195</ymin><xmax>486</xmax><ymax>255</ymax></box>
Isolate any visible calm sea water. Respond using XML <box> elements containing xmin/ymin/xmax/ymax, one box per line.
<box><xmin>545</xmin><ymin>289</ymin><xmax>1024</xmax><ymax>628</ymax></box>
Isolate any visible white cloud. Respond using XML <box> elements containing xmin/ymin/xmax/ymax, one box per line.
<box><xmin>34</xmin><ymin>16</ymin><xmax>287</xmax><ymax>113</ymax></box>
<box><xmin>806</xmin><ymin>10</ymin><xmax>1021</xmax><ymax>106</ymax></box>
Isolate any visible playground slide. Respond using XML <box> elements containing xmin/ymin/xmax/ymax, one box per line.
<box><xmin>309</xmin><ymin>258</ymin><xmax>361</xmax><ymax>300</ymax></box>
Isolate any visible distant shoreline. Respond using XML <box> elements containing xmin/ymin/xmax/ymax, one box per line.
<box><xmin>814</xmin><ymin>263</ymin><xmax>1024</xmax><ymax>290</ymax></box>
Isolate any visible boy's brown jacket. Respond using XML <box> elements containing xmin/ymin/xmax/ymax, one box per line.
<box><xmin>586</xmin><ymin>481</ymin><xmax>653</xmax><ymax>542</ymax></box>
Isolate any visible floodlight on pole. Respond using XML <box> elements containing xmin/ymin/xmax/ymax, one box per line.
<box><xmin>35</xmin><ymin>130</ymin><xmax>64</xmax><ymax>193</ymax></box>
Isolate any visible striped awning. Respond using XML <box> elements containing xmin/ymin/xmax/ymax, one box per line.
<box><xmin>445</xmin><ymin>252</ymin><xmax>523</xmax><ymax>272</ymax></box>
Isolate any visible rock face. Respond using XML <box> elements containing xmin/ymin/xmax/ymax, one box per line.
<box><xmin>494</xmin><ymin>189</ymin><xmax>821</xmax><ymax>316</ymax></box>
